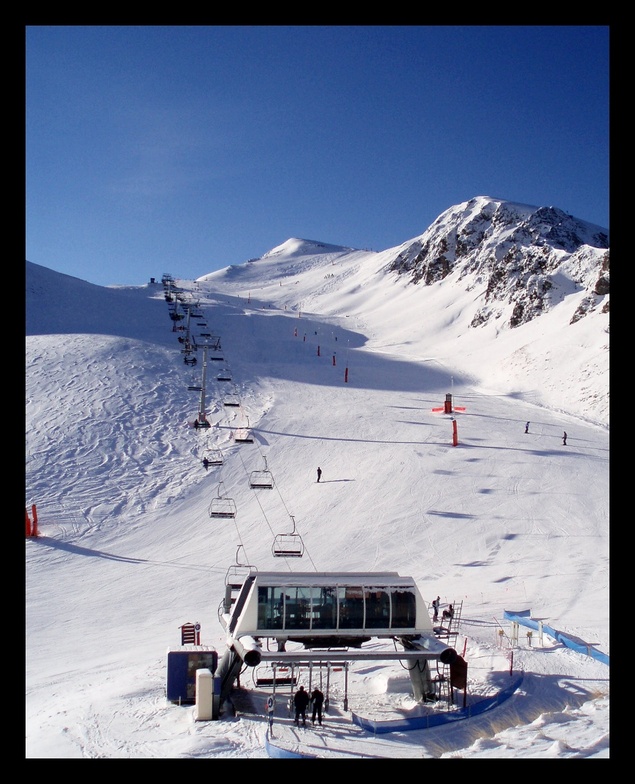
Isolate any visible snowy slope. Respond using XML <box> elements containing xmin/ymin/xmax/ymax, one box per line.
<box><xmin>25</xmin><ymin>219</ymin><xmax>609</xmax><ymax>758</ymax></box>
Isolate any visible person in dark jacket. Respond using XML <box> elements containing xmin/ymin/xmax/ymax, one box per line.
<box><xmin>562</xmin><ymin>431</ymin><xmax>567</xmax><ymax>446</ymax></box>
<box><xmin>317</xmin><ymin>466</ymin><xmax>322</xmax><ymax>483</ymax></box>
<box><xmin>310</xmin><ymin>687</ymin><xmax>324</xmax><ymax>726</ymax></box>
<box><xmin>293</xmin><ymin>685</ymin><xmax>310</xmax><ymax>726</ymax></box>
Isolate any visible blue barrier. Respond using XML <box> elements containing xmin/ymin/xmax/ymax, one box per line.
<box><xmin>503</xmin><ymin>610</ymin><xmax>609</xmax><ymax>666</ymax></box>
<box><xmin>352</xmin><ymin>675</ymin><xmax>524</xmax><ymax>734</ymax></box>
<box><xmin>265</xmin><ymin>730</ymin><xmax>316</xmax><ymax>758</ymax></box>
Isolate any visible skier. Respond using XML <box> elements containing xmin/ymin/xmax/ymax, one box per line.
<box><xmin>317</xmin><ymin>466</ymin><xmax>322</xmax><ymax>483</ymax></box>
<box><xmin>265</xmin><ymin>695</ymin><xmax>275</xmax><ymax>730</ymax></box>
<box><xmin>432</xmin><ymin>596</ymin><xmax>440</xmax><ymax>623</ymax></box>
<box><xmin>563</xmin><ymin>431</ymin><xmax>568</xmax><ymax>446</ymax></box>
<box><xmin>525</xmin><ymin>422</ymin><xmax>530</xmax><ymax>434</ymax></box>
<box><xmin>293</xmin><ymin>685</ymin><xmax>310</xmax><ymax>727</ymax></box>
<box><xmin>310</xmin><ymin>687</ymin><xmax>325</xmax><ymax>726</ymax></box>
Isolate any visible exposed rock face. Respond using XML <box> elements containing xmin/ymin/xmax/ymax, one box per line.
<box><xmin>387</xmin><ymin>196</ymin><xmax>609</xmax><ymax>330</ymax></box>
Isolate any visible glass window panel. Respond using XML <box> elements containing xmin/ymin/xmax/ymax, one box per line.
<box><xmin>338</xmin><ymin>586</ymin><xmax>364</xmax><ymax>628</ymax></box>
<box><xmin>364</xmin><ymin>588</ymin><xmax>391</xmax><ymax>628</ymax></box>
<box><xmin>257</xmin><ymin>586</ymin><xmax>270</xmax><ymax>628</ymax></box>
<box><xmin>257</xmin><ymin>586</ymin><xmax>284</xmax><ymax>630</ymax></box>
<box><xmin>285</xmin><ymin>586</ymin><xmax>312</xmax><ymax>629</ymax></box>
<box><xmin>312</xmin><ymin>586</ymin><xmax>336</xmax><ymax>629</ymax></box>
<box><xmin>391</xmin><ymin>589</ymin><xmax>416</xmax><ymax>628</ymax></box>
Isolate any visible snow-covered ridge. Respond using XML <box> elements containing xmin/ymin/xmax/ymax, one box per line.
<box><xmin>386</xmin><ymin>196</ymin><xmax>608</xmax><ymax>331</ymax></box>
<box><xmin>262</xmin><ymin>238</ymin><xmax>355</xmax><ymax>259</ymax></box>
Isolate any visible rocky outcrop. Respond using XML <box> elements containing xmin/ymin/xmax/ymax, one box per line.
<box><xmin>387</xmin><ymin>196</ymin><xmax>609</xmax><ymax>330</ymax></box>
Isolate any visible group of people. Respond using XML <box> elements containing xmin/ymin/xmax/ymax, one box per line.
<box><xmin>293</xmin><ymin>685</ymin><xmax>324</xmax><ymax>727</ymax></box>
<box><xmin>524</xmin><ymin>421</ymin><xmax>568</xmax><ymax>445</ymax></box>
<box><xmin>431</xmin><ymin>596</ymin><xmax>454</xmax><ymax>624</ymax></box>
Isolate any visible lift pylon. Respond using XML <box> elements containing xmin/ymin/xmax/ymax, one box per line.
<box><xmin>192</xmin><ymin>344</ymin><xmax>211</xmax><ymax>428</ymax></box>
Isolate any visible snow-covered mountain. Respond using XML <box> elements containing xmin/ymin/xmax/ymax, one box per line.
<box><xmin>27</xmin><ymin>197</ymin><xmax>609</xmax><ymax>428</ymax></box>
<box><xmin>387</xmin><ymin>196</ymin><xmax>609</xmax><ymax>330</ymax></box>
<box><xmin>25</xmin><ymin>195</ymin><xmax>610</xmax><ymax>758</ymax></box>
<box><xmin>196</xmin><ymin>196</ymin><xmax>609</xmax><ymax>426</ymax></box>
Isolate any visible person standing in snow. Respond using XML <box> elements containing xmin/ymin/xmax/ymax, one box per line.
<box><xmin>265</xmin><ymin>695</ymin><xmax>275</xmax><ymax>729</ymax></box>
<box><xmin>432</xmin><ymin>596</ymin><xmax>440</xmax><ymax>623</ymax></box>
<box><xmin>293</xmin><ymin>685</ymin><xmax>310</xmax><ymax>726</ymax></box>
<box><xmin>525</xmin><ymin>422</ymin><xmax>530</xmax><ymax>434</ymax></box>
<box><xmin>316</xmin><ymin>467</ymin><xmax>322</xmax><ymax>483</ymax></box>
<box><xmin>310</xmin><ymin>687</ymin><xmax>324</xmax><ymax>726</ymax></box>
<box><xmin>563</xmin><ymin>431</ymin><xmax>567</xmax><ymax>446</ymax></box>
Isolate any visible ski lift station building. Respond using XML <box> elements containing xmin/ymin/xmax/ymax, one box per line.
<box><xmin>215</xmin><ymin>571</ymin><xmax>455</xmax><ymax>708</ymax></box>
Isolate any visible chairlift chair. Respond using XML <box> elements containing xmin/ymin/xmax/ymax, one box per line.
<box><xmin>234</xmin><ymin>415</ymin><xmax>253</xmax><ymax>443</ymax></box>
<box><xmin>234</xmin><ymin>425</ymin><xmax>254</xmax><ymax>443</ymax></box>
<box><xmin>220</xmin><ymin>547</ymin><xmax>257</xmax><ymax>617</ymax></box>
<box><xmin>205</xmin><ymin>448</ymin><xmax>223</xmax><ymax>466</ymax></box>
<box><xmin>272</xmin><ymin>515</ymin><xmax>305</xmax><ymax>558</ymax></box>
<box><xmin>249</xmin><ymin>457</ymin><xmax>274</xmax><ymax>488</ymax></box>
<box><xmin>224</xmin><ymin>546</ymin><xmax>256</xmax><ymax>586</ymax></box>
<box><xmin>249</xmin><ymin>470</ymin><xmax>274</xmax><ymax>488</ymax></box>
<box><xmin>208</xmin><ymin>485</ymin><xmax>237</xmax><ymax>518</ymax></box>
<box><xmin>200</xmin><ymin>333</ymin><xmax>221</xmax><ymax>347</ymax></box>
<box><xmin>272</xmin><ymin>533</ymin><xmax>305</xmax><ymax>558</ymax></box>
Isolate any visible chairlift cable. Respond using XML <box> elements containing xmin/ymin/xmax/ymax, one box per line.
<box><xmin>250</xmin><ymin>441</ymin><xmax>318</xmax><ymax>569</ymax></box>
<box><xmin>236</xmin><ymin>449</ymin><xmax>277</xmax><ymax>539</ymax></box>
<box><xmin>179</xmin><ymin>282</ymin><xmax>315</xmax><ymax>569</ymax></box>
<box><xmin>232</xmin><ymin>522</ymin><xmax>250</xmax><ymax>565</ymax></box>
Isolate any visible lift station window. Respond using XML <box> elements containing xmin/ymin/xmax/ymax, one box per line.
<box><xmin>338</xmin><ymin>586</ymin><xmax>364</xmax><ymax>629</ymax></box>
<box><xmin>258</xmin><ymin>586</ymin><xmax>285</xmax><ymax>630</ymax></box>
<box><xmin>255</xmin><ymin>583</ymin><xmax>416</xmax><ymax>632</ymax></box>
<box><xmin>311</xmin><ymin>587</ymin><xmax>337</xmax><ymax>629</ymax></box>
<box><xmin>391</xmin><ymin>588</ymin><xmax>417</xmax><ymax>628</ymax></box>
<box><xmin>364</xmin><ymin>588</ymin><xmax>391</xmax><ymax>629</ymax></box>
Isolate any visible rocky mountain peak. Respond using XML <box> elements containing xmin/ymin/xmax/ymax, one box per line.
<box><xmin>387</xmin><ymin>196</ymin><xmax>609</xmax><ymax>329</ymax></box>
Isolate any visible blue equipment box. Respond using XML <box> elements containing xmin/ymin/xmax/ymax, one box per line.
<box><xmin>166</xmin><ymin>647</ymin><xmax>218</xmax><ymax>704</ymax></box>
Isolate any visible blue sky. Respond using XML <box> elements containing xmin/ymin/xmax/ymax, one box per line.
<box><xmin>26</xmin><ymin>25</ymin><xmax>609</xmax><ymax>287</ymax></box>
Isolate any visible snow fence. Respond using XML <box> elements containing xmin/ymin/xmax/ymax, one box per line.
<box><xmin>503</xmin><ymin>609</ymin><xmax>609</xmax><ymax>666</ymax></box>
